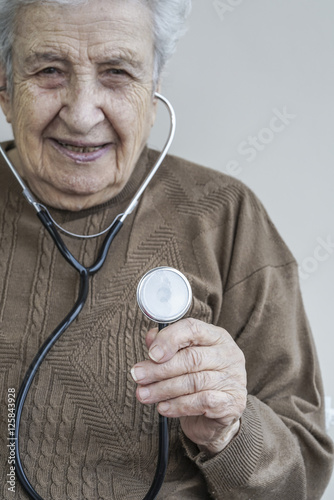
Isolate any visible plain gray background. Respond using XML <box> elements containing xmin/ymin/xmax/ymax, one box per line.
<box><xmin>153</xmin><ymin>2</ymin><xmax>334</xmax><ymax>497</ymax></box>
<box><xmin>0</xmin><ymin>0</ymin><xmax>333</xmax><ymax>497</ymax></box>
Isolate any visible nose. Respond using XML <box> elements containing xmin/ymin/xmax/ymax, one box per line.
<box><xmin>58</xmin><ymin>80</ymin><xmax>106</xmax><ymax>134</ymax></box>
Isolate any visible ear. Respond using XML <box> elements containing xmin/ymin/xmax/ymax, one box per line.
<box><xmin>0</xmin><ymin>66</ymin><xmax>12</xmax><ymax>123</ymax></box>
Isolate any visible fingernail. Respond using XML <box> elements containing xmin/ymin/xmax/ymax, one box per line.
<box><xmin>149</xmin><ymin>345</ymin><xmax>164</xmax><ymax>362</ymax></box>
<box><xmin>158</xmin><ymin>402</ymin><xmax>170</xmax><ymax>413</ymax></box>
<box><xmin>131</xmin><ymin>366</ymin><xmax>146</xmax><ymax>382</ymax></box>
<box><xmin>138</xmin><ymin>387</ymin><xmax>150</xmax><ymax>401</ymax></box>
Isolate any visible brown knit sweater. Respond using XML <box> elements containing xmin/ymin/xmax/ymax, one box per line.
<box><xmin>0</xmin><ymin>143</ymin><xmax>333</xmax><ymax>499</ymax></box>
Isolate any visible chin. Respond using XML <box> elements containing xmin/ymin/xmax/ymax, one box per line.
<box><xmin>32</xmin><ymin>171</ymin><xmax>123</xmax><ymax>210</ymax></box>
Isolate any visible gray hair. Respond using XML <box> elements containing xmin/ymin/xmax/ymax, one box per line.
<box><xmin>0</xmin><ymin>0</ymin><xmax>192</xmax><ymax>91</ymax></box>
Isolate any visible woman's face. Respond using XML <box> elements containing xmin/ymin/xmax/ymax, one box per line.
<box><xmin>0</xmin><ymin>0</ymin><xmax>157</xmax><ymax>210</ymax></box>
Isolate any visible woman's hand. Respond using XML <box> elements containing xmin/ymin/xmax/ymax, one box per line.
<box><xmin>131</xmin><ymin>318</ymin><xmax>247</xmax><ymax>455</ymax></box>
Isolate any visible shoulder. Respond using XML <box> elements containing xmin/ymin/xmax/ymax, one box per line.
<box><xmin>148</xmin><ymin>148</ymin><xmax>265</xmax><ymax>218</ymax></box>
<box><xmin>146</xmin><ymin>148</ymin><xmax>296</xmax><ymax>272</ymax></box>
<box><xmin>150</xmin><ymin>148</ymin><xmax>243</xmax><ymax>187</ymax></box>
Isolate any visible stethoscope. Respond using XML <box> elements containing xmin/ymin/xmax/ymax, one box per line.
<box><xmin>0</xmin><ymin>93</ymin><xmax>193</xmax><ymax>500</ymax></box>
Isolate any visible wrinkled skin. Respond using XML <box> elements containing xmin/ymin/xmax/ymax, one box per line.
<box><xmin>132</xmin><ymin>319</ymin><xmax>247</xmax><ymax>454</ymax></box>
<box><xmin>0</xmin><ymin>0</ymin><xmax>157</xmax><ymax>211</ymax></box>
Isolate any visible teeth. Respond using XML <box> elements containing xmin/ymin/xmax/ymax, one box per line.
<box><xmin>59</xmin><ymin>142</ymin><xmax>103</xmax><ymax>153</ymax></box>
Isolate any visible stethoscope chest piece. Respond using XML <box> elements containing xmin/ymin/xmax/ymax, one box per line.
<box><xmin>137</xmin><ymin>267</ymin><xmax>192</xmax><ymax>324</ymax></box>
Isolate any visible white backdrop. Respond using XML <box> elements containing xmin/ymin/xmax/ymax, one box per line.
<box><xmin>0</xmin><ymin>0</ymin><xmax>333</xmax><ymax>497</ymax></box>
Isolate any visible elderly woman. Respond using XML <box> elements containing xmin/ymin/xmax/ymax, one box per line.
<box><xmin>0</xmin><ymin>0</ymin><xmax>333</xmax><ymax>499</ymax></box>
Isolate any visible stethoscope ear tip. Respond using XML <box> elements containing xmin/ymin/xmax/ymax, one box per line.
<box><xmin>137</xmin><ymin>267</ymin><xmax>192</xmax><ymax>324</ymax></box>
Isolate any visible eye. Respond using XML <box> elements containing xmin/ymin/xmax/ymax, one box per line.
<box><xmin>107</xmin><ymin>68</ymin><xmax>127</xmax><ymax>76</ymax></box>
<box><xmin>100</xmin><ymin>67</ymin><xmax>132</xmax><ymax>89</ymax></box>
<box><xmin>40</xmin><ymin>67</ymin><xmax>62</xmax><ymax>75</ymax></box>
<box><xmin>36</xmin><ymin>66</ymin><xmax>65</xmax><ymax>89</ymax></box>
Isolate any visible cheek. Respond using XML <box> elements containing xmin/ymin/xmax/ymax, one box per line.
<box><xmin>11</xmin><ymin>86</ymin><xmax>60</xmax><ymax>139</ymax></box>
<box><xmin>11</xmin><ymin>89</ymin><xmax>61</xmax><ymax>176</ymax></box>
<box><xmin>109</xmin><ymin>89</ymin><xmax>154</xmax><ymax>146</ymax></box>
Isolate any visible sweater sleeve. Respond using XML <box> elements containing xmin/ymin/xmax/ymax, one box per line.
<box><xmin>179</xmin><ymin>184</ymin><xmax>334</xmax><ymax>499</ymax></box>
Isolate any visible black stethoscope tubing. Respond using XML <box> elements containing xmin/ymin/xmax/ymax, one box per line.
<box><xmin>1</xmin><ymin>91</ymin><xmax>176</xmax><ymax>500</ymax></box>
<box><xmin>13</xmin><ymin>209</ymin><xmax>169</xmax><ymax>500</ymax></box>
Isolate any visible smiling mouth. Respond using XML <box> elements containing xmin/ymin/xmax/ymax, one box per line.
<box><xmin>56</xmin><ymin>141</ymin><xmax>107</xmax><ymax>153</ymax></box>
<box><xmin>50</xmin><ymin>138</ymin><xmax>113</xmax><ymax>163</ymax></box>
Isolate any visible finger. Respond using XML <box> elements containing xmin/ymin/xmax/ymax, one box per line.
<box><xmin>145</xmin><ymin>327</ymin><xmax>158</xmax><ymax>350</ymax></box>
<box><xmin>132</xmin><ymin>344</ymin><xmax>246</xmax><ymax>386</ymax></box>
<box><xmin>147</xmin><ymin>318</ymin><xmax>228</xmax><ymax>364</ymax></box>
<box><xmin>135</xmin><ymin>369</ymin><xmax>243</xmax><ymax>405</ymax></box>
<box><xmin>156</xmin><ymin>389</ymin><xmax>245</xmax><ymax>421</ymax></box>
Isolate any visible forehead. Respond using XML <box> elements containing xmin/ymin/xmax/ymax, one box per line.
<box><xmin>13</xmin><ymin>0</ymin><xmax>154</xmax><ymax>65</ymax></box>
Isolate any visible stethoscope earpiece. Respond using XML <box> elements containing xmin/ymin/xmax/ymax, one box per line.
<box><xmin>137</xmin><ymin>267</ymin><xmax>192</xmax><ymax>324</ymax></box>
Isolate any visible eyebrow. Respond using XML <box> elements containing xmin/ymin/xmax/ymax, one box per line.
<box><xmin>24</xmin><ymin>52</ymin><xmax>69</xmax><ymax>67</ymax></box>
<box><xmin>24</xmin><ymin>51</ymin><xmax>144</xmax><ymax>70</ymax></box>
<box><xmin>100</xmin><ymin>57</ymin><xmax>142</xmax><ymax>69</ymax></box>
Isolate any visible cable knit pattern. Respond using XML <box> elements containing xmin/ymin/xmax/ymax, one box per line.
<box><xmin>0</xmin><ymin>190</ymin><xmax>23</xmax><ymax>323</ymax></box>
<box><xmin>0</xmin><ymin>144</ymin><xmax>333</xmax><ymax>499</ymax></box>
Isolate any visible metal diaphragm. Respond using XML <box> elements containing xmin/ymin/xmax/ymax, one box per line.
<box><xmin>137</xmin><ymin>267</ymin><xmax>192</xmax><ymax>324</ymax></box>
